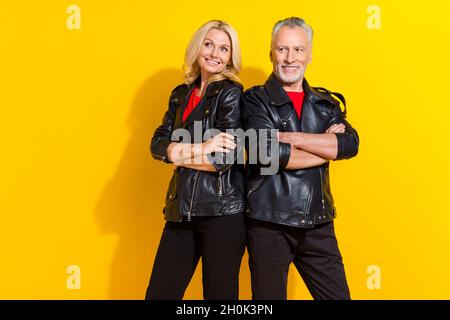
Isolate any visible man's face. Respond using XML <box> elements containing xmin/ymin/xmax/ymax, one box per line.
<box><xmin>271</xmin><ymin>26</ymin><xmax>312</xmax><ymax>87</ymax></box>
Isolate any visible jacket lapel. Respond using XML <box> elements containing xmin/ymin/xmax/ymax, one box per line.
<box><xmin>182</xmin><ymin>80</ymin><xmax>223</xmax><ymax>129</ymax></box>
<box><xmin>299</xmin><ymin>94</ymin><xmax>312</xmax><ymax>132</ymax></box>
<box><xmin>182</xmin><ymin>97</ymin><xmax>209</xmax><ymax>128</ymax></box>
<box><xmin>301</xmin><ymin>78</ymin><xmax>325</xmax><ymax>133</ymax></box>
<box><xmin>264</xmin><ymin>73</ymin><xmax>299</xmax><ymax>131</ymax></box>
<box><xmin>264</xmin><ymin>74</ymin><xmax>339</xmax><ymax>133</ymax></box>
<box><xmin>172</xmin><ymin>84</ymin><xmax>194</xmax><ymax>130</ymax></box>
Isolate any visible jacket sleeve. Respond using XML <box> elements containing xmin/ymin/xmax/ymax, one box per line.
<box><xmin>242</xmin><ymin>90</ymin><xmax>291</xmax><ymax>172</ymax></box>
<box><xmin>207</xmin><ymin>86</ymin><xmax>244</xmax><ymax>172</ymax></box>
<box><xmin>328</xmin><ymin>101</ymin><xmax>359</xmax><ymax>160</ymax></box>
<box><xmin>150</xmin><ymin>90</ymin><xmax>178</xmax><ymax>163</ymax></box>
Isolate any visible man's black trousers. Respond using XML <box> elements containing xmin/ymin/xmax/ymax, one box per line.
<box><xmin>246</xmin><ymin>218</ymin><xmax>351</xmax><ymax>300</ymax></box>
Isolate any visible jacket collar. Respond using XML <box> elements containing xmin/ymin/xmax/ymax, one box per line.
<box><xmin>173</xmin><ymin>77</ymin><xmax>225</xmax><ymax>101</ymax></box>
<box><xmin>264</xmin><ymin>73</ymin><xmax>336</xmax><ymax>107</ymax></box>
<box><xmin>180</xmin><ymin>78</ymin><xmax>224</xmax><ymax>128</ymax></box>
<box><xmin>264</xmin><ymin>73</ymin><xmax>292</xmax><ymax>107</ymax></box>
<box><xmin>188</xmin><ymin>76</ymin><xmax>225</xmax><ymax>98</ymax></box>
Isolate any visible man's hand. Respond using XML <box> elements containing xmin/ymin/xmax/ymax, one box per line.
<box><xmin>278</xmin><ymin>123</ymin><xmax>346</xmax><ymax>145</ymax></box>
<box><xmin>278</xmin><ymin>123</ymin><xmax>345</xmax><ymax>146</ymax></box>
<box><xmin>277</xmin><ymin>123</ymin><xmax>345</xmax><ymax>160</ymax></box>
<box><xmin>326</xmin><ymin>123</ymin><xmax>345</xmax><ymax>134</ymax></box>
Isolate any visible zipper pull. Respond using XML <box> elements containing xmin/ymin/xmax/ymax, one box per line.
<box><xmin>218</xmin><ymin>172</ymin><xmax>223</xmax><ymax>196</ymax></box>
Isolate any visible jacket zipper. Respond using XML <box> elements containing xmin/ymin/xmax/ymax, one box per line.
<box><xmin>319</xmin><ymin>167</ymin><xmax>325</xmax><ymax>211</ymax></box>
<box><xmin>187</xmin><ymin>171</ymin><xmax>200</xmax><ymax>221</ymax></box>
<box><xmin>247</xmin><ymin>177</ymin><xmax>265</xmax><ymax>198</ymax></box>
<box><xmin>217</xmin><ymin>172</ymin><xmax>223</xmax><ymax>196</ymax></box>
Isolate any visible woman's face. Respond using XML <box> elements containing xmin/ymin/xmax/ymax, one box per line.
<box><xmin>197</xmin><ymin>28</ymin><xmax>232</xmax><ymax>79</ymax></box>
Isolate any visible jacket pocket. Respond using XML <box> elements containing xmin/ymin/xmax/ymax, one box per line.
<box><xmin>165</xmin><ymin>172</ymin><xmax>177</xmax><ymax>203</ymax></box>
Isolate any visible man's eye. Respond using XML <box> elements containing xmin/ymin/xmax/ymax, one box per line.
<box><xmin>278</xmin><ymin>48</ymin><xmax>285</xmax><ymax>52</ymax></box>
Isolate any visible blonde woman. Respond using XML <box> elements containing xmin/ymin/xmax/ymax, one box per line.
<box><xmin>146</xmin><ymin>20</ymin><xmax>246</xmax><ymax>300</ymax></box>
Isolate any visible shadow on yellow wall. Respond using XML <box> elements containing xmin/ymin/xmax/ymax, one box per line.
<box><xmin>95</xmin><ymin>68</ymin><xmax>181</xmax><ymax>299</ymax></box>
<box><xmin>94</xmin><ymin>66</ymin><xmax>307</xmax><ymax>300</ymax></box>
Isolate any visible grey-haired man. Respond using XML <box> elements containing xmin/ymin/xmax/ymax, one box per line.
<box><xmin>242</xmin><ymin>17</ymin><xmax>359</xmax><ymax>300</ymax></box>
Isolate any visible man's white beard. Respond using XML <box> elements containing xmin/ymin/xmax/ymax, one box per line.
<box><xmin>275</xmin><ymin>65</ymin><xmax>305</xmax><ymax>85</ymax></box>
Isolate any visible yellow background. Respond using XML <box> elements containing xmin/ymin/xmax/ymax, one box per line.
<box><xmin>1</xmin><ymin>0</ymin><xmax>449</xmax><ymax>299</ymax></box>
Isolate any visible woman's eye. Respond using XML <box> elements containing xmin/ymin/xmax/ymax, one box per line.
<box><xmin>204</xmin><ymin>42</ymin><xmax>213</xmax><ymax>48</ymax></box>
<box><xmin>220</xmin><ymin>47</ymin><xmax>229</xmax><ymax>52</ymax></box>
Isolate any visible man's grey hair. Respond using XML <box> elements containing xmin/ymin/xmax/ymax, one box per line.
<box><xmin>271</xmin><ymin>17</ymin><xmax>314</xmax><ymax>47</ymax></box>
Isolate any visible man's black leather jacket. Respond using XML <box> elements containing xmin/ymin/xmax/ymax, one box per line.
<box><xmin>242</xmin><ymin>74</ymin><xmax>359</xmax><ymax>228</ymax></box>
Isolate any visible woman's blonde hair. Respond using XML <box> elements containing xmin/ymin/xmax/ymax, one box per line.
<box><xmin>183</xmin><ymin>20</ymin><xmax>242</xmax><ymax>86</ymax></box>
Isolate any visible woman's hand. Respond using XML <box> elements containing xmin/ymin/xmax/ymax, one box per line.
<box><xmin>202</xmin><ymin>132</ymin><xmax>236</xmax><ymax>155</ymax></box>
<box><xmin>166</xmin><ymin>132</ymin><xmax>236</xmax><ymax>168</ymax></box>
